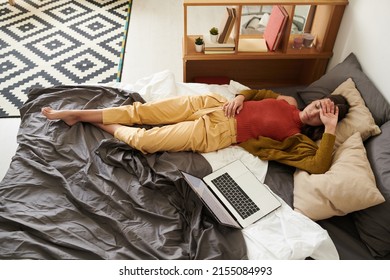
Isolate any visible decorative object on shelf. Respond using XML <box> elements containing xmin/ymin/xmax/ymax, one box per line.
<box><xmin>293</xmin><ymin>36</ymin><xmax>303</xmax><ymax>49</ymax></box>
<box><xmin>195</xmin><ymin>37</ymin><xmax>204</xmax><ymax>52</ymax></box>
<box><xmin>303</xmin><ymin>33</ymin><xmax>315</xmax><ymax>48</ymax></box>
<box><xmin>209</xmin><ymin>27</ymin><xmax>219</xmax><ymax>43</ymax></box>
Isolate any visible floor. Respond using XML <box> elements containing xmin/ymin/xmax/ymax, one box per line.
<box><xmin>0</xmin><ymin>0</ymin><xmax>184</xmax><ymax>180</ymax></box>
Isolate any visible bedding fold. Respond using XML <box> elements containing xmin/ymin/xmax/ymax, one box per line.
<box><xmin>0</xmin><ymin>85</ymin><xmax>247</xmax><ymax>259</ymax></box>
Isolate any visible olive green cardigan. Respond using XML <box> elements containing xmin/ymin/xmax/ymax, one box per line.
<box><xmin>237</xmin><ymin>89</ymin><xmax>335</xmax><ymax>174</ymax></box>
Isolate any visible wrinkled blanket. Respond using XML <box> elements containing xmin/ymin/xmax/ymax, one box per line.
<box><xmin>0</xmin><ymin>86</ymin><xmax>247</xmax><ymax>259</ymax></box>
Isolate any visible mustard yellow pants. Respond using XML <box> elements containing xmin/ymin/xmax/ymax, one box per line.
<box><xmin>102</xmin><ymin>93</ymin><xmax>237</xmax><ymax>153</ymax></box>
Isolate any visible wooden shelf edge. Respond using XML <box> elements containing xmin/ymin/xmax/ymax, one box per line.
<box><xmin>183</xmin><ymin>52</ymin><xmax>332</xmax><ymax>61</ymax></box>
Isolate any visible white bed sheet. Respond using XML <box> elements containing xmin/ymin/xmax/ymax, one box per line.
<box><xmin>112</xmin><ymin>70</ymin><xmax>339</xmax><ymax>260</ymax></box>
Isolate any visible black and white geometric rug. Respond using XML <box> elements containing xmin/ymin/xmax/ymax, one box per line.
<box><xmin>0</xmin><ymin>0</ymin><xmax>131</xmax><ymax>118</ymax></box>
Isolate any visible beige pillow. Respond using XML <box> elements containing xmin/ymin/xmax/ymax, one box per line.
<box><xmin>332</xmin><ymin>78</ymin><xmax>381</xmax><ymax>147</ymax></box>
<box><xmin>293</xmin><ymin>132</ymin><xmax>385</xmax><ymax>221</ymax></box>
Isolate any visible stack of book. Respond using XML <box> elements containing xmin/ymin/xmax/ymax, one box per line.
<box><xmin>204</xmin><ymin>7</ymin><xmax>237</xmax><ymax>55</ymax></box>
<box><xmin>204</xmin><ymin>37</ymin><xmax>235</xmax><ymax>54</ymax></box>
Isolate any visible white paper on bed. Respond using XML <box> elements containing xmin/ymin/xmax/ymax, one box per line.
<box><xmin>114</xmin><ymin>70</ymin><xmax>339</xmax><ymax>260</ymax></box>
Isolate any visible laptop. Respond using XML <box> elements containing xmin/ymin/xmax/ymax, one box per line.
<box><xmin>180</xmin><ymin>160</ymin><xmax>281</xmax><ymax>229</ymax></box>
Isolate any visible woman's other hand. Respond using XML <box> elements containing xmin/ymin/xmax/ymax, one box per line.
<box><xmin>223</xmin><ymin>95</ymin><xmax>245</xmax><ymax>118</ymax></box>
<box><xmin>320</xmin><ymin>98</ymin><xmax>339</xmax><ymax>135</ymax></box>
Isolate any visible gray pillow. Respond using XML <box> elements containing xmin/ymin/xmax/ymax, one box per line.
<box><xmin>354</xmin><ymin>121</ymin><xmax>390</xmax><ymax>258</ymax></box>
<box><xmin>298</xmin><ymin>53</ymin><xmax>390</xmax><ymax>126</ymax></box>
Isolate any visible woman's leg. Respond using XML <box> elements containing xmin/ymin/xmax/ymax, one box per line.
<box><xmin>41</xmin><ymin>107</ymin><xmax>103</xmax><ymax>126</ymax></box>
<box><xmin>113</xmin><ymin>110</ymin><xmax>237</xmax><ymax>154</ymax></box>
<box><xmin>42</xmin><ymin>93</ymin><xmax>227</xmax><ymax>127</ymax></box>
<box><xmin>102</xmin><ymin>93</ymin><xmax>227</xmax><ymax>126</ymax></box>
<box><xmin>92</xmin><ymin>123</ymin><xmax>120</xmax><ymax>136</ymax></box>
<box><xmin>41</xmin><ymin>94</ymin><xmax>220</xmax><ymax>126</ymax></box>
<box><xmin>47</xmin><ymin>104</ymin><xmax>236</xmax><ymax>154</ymax></box>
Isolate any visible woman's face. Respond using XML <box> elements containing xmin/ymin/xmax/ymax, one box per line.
<box><xmin>301</xmin><ymin>100</ymin><xmax>324</xmax><ymax>126</ymax></box>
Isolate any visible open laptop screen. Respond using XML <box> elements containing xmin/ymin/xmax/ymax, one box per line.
<box><xmin>180</xmin><ymin>171</ymin><xmax>240</xmax><ymax>228</ymax></box>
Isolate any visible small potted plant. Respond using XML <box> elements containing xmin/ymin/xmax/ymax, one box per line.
<box><xmin>209</xmin><ymin>27</ymin><xmax>219</xmax><ymax>42</ymax></box>
<box><xmin>194</xmin><ymin>36</ymin><xmax>204</xmax><ymax>53</ymax></box>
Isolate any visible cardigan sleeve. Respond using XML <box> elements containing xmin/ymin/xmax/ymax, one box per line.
<box><xmin>288</xmin><ymin>133</ymin><xmax>335</xmax><ymax>174</ymax></box>
<box><xmin>238</xmin><ymin>133</ymin><xmax>336</xmax><ymax>174</ymax></box>
<box><xmin>238</xmin><ymin>89</ymin><xmax>280</xmax><ymax>101</ymax></box>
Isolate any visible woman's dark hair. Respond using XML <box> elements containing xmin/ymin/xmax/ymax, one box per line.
<box><xmin>301</xmin><ymin>94</ymin><xmax>350</xmax><ymax>141</ymax></box>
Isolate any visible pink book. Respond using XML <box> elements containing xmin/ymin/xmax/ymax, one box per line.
<box><xmin>264</xmin><ymin>5</ymin><xmax>288</xmax><ymax>51</ymax></box>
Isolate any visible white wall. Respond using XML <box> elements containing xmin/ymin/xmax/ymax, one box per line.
<box><xmin>329</xmin><ymin>0</ymin><xmax>390</xmax><ymax>102</ymax></box>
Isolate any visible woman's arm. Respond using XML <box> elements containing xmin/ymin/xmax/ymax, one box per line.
<box><xmin>288</xmin><ymin>133</ymin><xmax>336</xmax><ymax>174</ymax></box>
<box><xmin>222</xmin><ymin>94</ymin><xmax>245</xmax><ymax>118</ymax></box>
<box><xmin>239</xmin><ymin>89</ymin><xmax>280</xmax><ymax>101</ymax></box>
<box><xmin>239</xmin><ymin>133</ymin><xmax>336</xmax><ymax>174</ymax></box>
<box><xmin>222</xmin><ymin>89</ymin><xmax>283</xmax><ymax>118</ymax></box>
<box><xmin>320</xmin><ymin>98</ymin><xmax>339</xmax><ymax>135</ymax></box>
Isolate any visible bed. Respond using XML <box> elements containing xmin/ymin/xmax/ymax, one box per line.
<box><xmin>1</xmin><ymin>53</ymin><xmax>389</xmax><ymax>260</ymax></box>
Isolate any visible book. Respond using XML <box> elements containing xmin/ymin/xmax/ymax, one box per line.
<box><xmin>204</xmin><ymin>37</ymin><xmax>235</xmax><ymax>51</ymax></box>
<box><xmin>218</xmin><ymin>7</ymin><xmax>236</xmax><ymax>44</ymax></box>
<box><xmin>204</xmin><ymin>50</ymin><xmax>235</xmax><ymax>55</ymax></box>
<box><xmin>204</xmin><ymin>47</ymin><xmax>234</xmax><ymax>51</ymax></box>
<box><xmin>204</xmin><ymin>37</ymin><xmax>235</xmax><ymax>54</ymax></box>
<box><xmin>263</xmin><ymin>5</ymin><xmax>288</xmax><ymax>51</ymax></box>
<box><xmin>238</xmin><ymin>38</ymin><xmax>267</xmax><ymax>52</ymax></box>
<box><xmin>217</xmin><ymin>7</ymin><xmax>233</xmax><ymax>44</ymax></box>
<box><xmin>272</xmin><ymin>6</ymin><xmax>289</xmax><ymax>51</ymax></box>
<box><xmin>223</xmin><ymin>7</ymin><xmax>236</xmax><ymax>43</ymax></box>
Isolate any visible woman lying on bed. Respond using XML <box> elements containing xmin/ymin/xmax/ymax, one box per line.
<box><xmin>41</xmin><ymin>89</ymin><xmax>349</xmax><ymax>174</ymax></box>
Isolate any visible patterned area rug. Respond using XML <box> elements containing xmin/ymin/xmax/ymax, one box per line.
<box><xmin>0</xmin><ymin>0</ymin><xmax>131</xmax><ymax>118</ymax></box>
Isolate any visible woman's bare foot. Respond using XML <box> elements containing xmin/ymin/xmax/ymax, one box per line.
<box><xmin>41</xmin><ymin>107</ymin><xmax>79</xmax><ymax>126</ymax></box>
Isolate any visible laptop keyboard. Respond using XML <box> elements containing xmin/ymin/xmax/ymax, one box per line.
<box><xmin>211</xmin><ymin>172</ymin><xmax>260</xmax><ymax>219</ymax></box>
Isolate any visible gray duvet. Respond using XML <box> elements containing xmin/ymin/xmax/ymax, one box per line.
<box><xmin>0</xmin><ymin>86</ymin><xmax>246</xmax><ymax>259</ymax></box>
